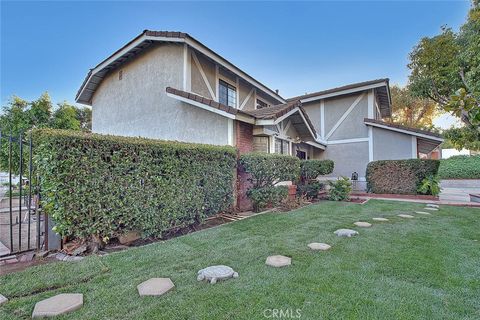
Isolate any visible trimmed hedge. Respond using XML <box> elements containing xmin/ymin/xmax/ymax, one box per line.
<box><xmin>366</xmin><ymin>159</ymin><xmax>440</xmax><ymax>194</ymax></box>
<box><xmin>438</xmin><ymin>155</ymin><xmax>480</xmax><ymax>179</ymax></box>
<box><xmin>33</xmin><ymin>129</ymin><xmax>237</xmax><ymax>242</ymax></box>
<box><xmin>300</xmin><ymin>160</ymin><xmax>334</xmax><ymax>181</ymax></box>
<box><xmin>239</xmin><ymin>152</ymin><xmax>300</xmax><ymax>211</ymax></box>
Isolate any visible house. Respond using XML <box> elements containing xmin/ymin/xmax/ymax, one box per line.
<box><xmin>76</xmin><ymin>30</ymin><xmax>443</xmax><ymax>208</ymax></box>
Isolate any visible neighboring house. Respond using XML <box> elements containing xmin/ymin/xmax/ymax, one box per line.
<box><xmin>76</xmin><ymin>30</ymin><xmax>443</xmax><ymax>208</ymax></box>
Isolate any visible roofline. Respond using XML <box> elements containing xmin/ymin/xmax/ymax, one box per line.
<box><xmin>290</xmin><ymin>79</ymin><xmax>390</xmax><ymax>103</ymax></box>
<box><xmin>76</xmin><ymin>30</ymin><xmax>285</xmax><ymax>105</ymax></box>
<box><xmin>364</xmin><ymin>118</ymin><xmax>444</xmax><ymax>142</ymax></box>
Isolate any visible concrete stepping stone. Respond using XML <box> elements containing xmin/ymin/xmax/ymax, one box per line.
<box><xmin>398</xmin><ymin>214</ymin><xmax>414</xmax><ymax>218</ymax></box>
<box><xmin>354</xmin><ymin>221</ymin><xmax>372</xmax><ymax>227</ymax></box>
<box><xmin>265</xmin><ymin>255</ymin><xmax>291</xmax><ymax>267</ymax></box>
<box><xmin>197</xmin><ymin>265</ymin><xmax>239</xmax><ymax>284</ymax></box>
<box><xmin>137</xmin><ymin>278</ymin><xmax>175</xmax><ymax>296</ymax></box>
<box><xmin>334</xmin><ymin>229</ymin><xmax>358</xmax><ymax>237</ymax></box>
<box><xmin>0</xmin><ymin>294</ymin><xmax>8</xmax><ymax>306</ymax></box>
<box><xmin>372</xmin><ymin>218</ymin><xmax>389</xmax><ymax>222</ymax></box>
<box><xmin>424</xmin><ymin>207</ymin><xmax>438</xmax><ymax>211</ymax></box>
<box><xmin>416</xmin><ymin>211</ymin><xmax>431</xmax><ymax>215</ymax></box>
<box><xmin>426</xmin><ymin>204</ymin><xmax>439</xmax><ymax>208</ymax></box>
<box><xmin>307</xmin><ymin>243</ymin><xmax>331</xmax><ymax>251</ymax></box>
<box><xmin>32</xmin><ymin>293</ymin><xmax>83</xmax><ymax>318</ymax></box>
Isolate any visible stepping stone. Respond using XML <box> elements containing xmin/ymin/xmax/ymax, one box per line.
<box><xmin>334</xmin><ymin>229</ymin><xmax>358</xmax><ymax>237</ymax></box>
<box><xmin>354</xmin><ymin>221</ymin><xmax>372</xmax><ymax>228</ymax></box>
<box><xmin>0</xmin><ymin>294</ymin><xmax>7</xmax><ymax>306</ymax></box>
<box><xmin>137</xmin><ymin>278</ymin><xmax>175</xmax><ymax>296</ymax></box>
<box><xmin>32</xmin><ymin>293</ymin><xmax>83</xmax><ymax>318</ymax></box>
<box><xmin>307</xmin><ymin>243</ymin><xmax>331</xmax><ymax>251</ymax></box>
<box><xmin>197</xmin><ymin>265</ymin><xmax>239</xmax><ymax>284</ymax></box>
<box><xmin>424</xmin><ymin>207</ymin><xmax>438</xmax><ymax>211</ymax></box>
<box><xmin>265</xmin><ymin>255</ymin><xmax>291</xmax><ymax>267</ymax></box>
<box><xmin>372</xmin><ymin>218</ymin><xmax>389</xmax><ymax>222</ymax></box>
<box><xmin>426</xmin><ymin>204</ymin><xmax>439</xmax><ymax>208</ymax></box>
<box><xmin>416</xmin><ymin>211</ymin><xmax>431</xmax><ymax>215</ymax></box>
<box><xmin>398</xmin><ymin>214</ymin><xmax>414</xmax><ymax>218</ymax></box>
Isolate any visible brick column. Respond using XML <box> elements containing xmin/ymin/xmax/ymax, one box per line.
<box><xmin>235</xmin><ymin>121</ymin><xmax>254</xmax><ymax>212</ymax></box>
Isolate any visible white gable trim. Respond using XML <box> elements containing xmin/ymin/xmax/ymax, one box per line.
<box><xmin>365</xmin><ymin>122</ymin><xmax>444</xmax><ymax>142</ymax></box>
<box><xmin>167</xmin><ymin>92</ymin><xmax>235</xmax><ymax>119</ymax></box>
<box><xmin>240</xmin><ymin>87</ymin><xmax>254</xmax><ymax>110</ymax></box>
<box><xmin>325</xmin><ymin>93</ymin><xmax>365</xmax><ymax>140</ymax></box>
<box><xmin>191</xmin><ymin>50</ymin><xmax>216</xmax><ymax>100</ymax></box>
<box><xmin>300</xmin><ymin>81</ymin><xmax>387</xmax><ymax>103</ymax></box>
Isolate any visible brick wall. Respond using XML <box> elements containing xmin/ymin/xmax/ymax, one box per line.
<box><xmin>236</xmin><ymin>121</ymin><xmax>254</xmax><ymax>211</ymax></box>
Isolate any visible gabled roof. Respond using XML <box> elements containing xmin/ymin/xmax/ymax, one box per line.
<box><xmin>364</xmin><ymin>118</ymin><xmax>443</xmax><ymax>140</ymax></box>
<box><xmin>165</xmin><ymin>87</ymin><xmax>317</xmax><ymax>140</ymax></box>
<box><xmin>288</xmin><ymin>79</ymin><xmax>392</xmax><ymax>117</ymax></box>
<box><xmin>76</xmin><ymin>30</ymin><xmax>285</xmax><ymax>105</ymax></box>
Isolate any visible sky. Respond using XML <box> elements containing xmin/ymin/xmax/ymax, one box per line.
<box><xmin>0</xmin><ymin>1</ymin><xmax>471</xmax><ymax>127</ymax></box>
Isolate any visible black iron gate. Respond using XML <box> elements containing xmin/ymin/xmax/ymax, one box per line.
<box><xmin>0</xmin><ymin>131</ymin><xmax>46</xmax><ymax>257</ymax></box>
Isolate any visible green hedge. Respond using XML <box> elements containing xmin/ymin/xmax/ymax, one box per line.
<box><xmin>366</xmin><ymin>159</ymin><xmax>440</xmax><ymax>194</ymax></box>
<box><xmin>300</xmin><ymin>159</ymin><xmax>334</xmax><ymax>181</ymax></box>
<box><xmin>33</xmin><ymin>129</ymin><xmax>237</xmax><ymax>242</ymax></box>
<box><xmin>438</xmin><ymin>155</ymin><xmax>480</xmax><ymax>179</ymax></box>
<box><xmin>239</xmin><ymin>152</ymin><xmax>300</xmax><ymax>211</ymax></box>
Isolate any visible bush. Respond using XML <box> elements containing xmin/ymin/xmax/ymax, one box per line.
<box><xmin>296</xmin><ymin>181</ymin><xmax>325</xmax><ymax>199</ymax></box>
<box><xmin>417</xmin><ymin>175</ymin><xmax>441</xmax><ymax>196</ymax></box>
<box><xmin>300</xmin><ymin>160</ymin><xmax>334</xmax><ymax>181</ymax></box>
<box><xmin>32</xmin><ymin>129</ymin><xmax>237</xmax><ymax>244</ymax></box>
<box><xmin>366</xmin><ymin>159</ymin><xmax>440</xmax><ymax>194</ymax></box>
<box><xmin>438</xmin><ymin>155</ymin><xmax>480</xmax><ymax>179</ymax></box>
<box><xmin>239</xmin><ymin>152</ymin><xmax>300</xmax><ymax>211</ymax></box>
<box><xmin>328</xmin><ymin>177</ymin><xmax>352</xmax><ymax>201</ymax></box>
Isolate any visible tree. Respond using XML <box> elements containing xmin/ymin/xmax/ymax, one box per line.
<box><xmin>0</xmin><ymin>92</ymin><xmax>91</xmax><ymax>173</ymax></box>
<box><xmin>407</xmin><ymin>0</ymin><xmax>480</xmax><ymax>149</ymax></box>
<box><xmin>389</xmin><ymin>85</ymin><xmax>437</xmax><ymax>129</ymax></box>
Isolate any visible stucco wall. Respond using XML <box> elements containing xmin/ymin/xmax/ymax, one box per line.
<box><xmin>373</xmin><ymin>127</ymin><xmax>414</xmax><ymax>160</ymax></box>
<box><xmin>302</xmin><ymin>101</ymin><xmax>322</xmax><ymax>137</ymax></box>
<box><xmin>319</xmin><ymin>141</ymin><xmax>370</xmax><ymax>178</ymax></box>
<box><xmin>92</xmin><ymin>43</ymin><xmax>229</xmax><ymax>145</ymax></box>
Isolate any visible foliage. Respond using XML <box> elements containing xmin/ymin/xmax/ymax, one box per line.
<box><xmin>407</xmin><ymin>1</ymin><xmax>480</xmax><ymax>149</ymax></box>
<box><xmin>0</xmin><ymin>93</ymin><xmax>92</xmax><ymax>174</ymax></box>
<box><xmin>296</xmin><ymin>181</ymin><xmax>325</xmax><ymax>199</ymax></box>
<box><xmin>300</xmin><ymin>159</ymin><xmax>334</xmax><ymax>181</ymax></box>
<box><xmin>389</xmin><ymin>85</ymin><xmax>438</xmax><ymax>129</ymax></box>
<box><xmin>239</xmin><ymin>152</ymin><xmax>300</xmax><ymax>211</ymax></box>
<box><xmin>438</xmin><ymin>155</ymin><xmax>480</xmax><ymax>179</ymax></box>
<box><xmin>443</xmin><ymin>126</ymin><xmax>480</xmax><ymax>151</ymax></box>
<box><xmin>247</xmin><ymin>186</ymin><xmax>289</xmax><ymax>212</ymax></box>
<box><xmin>327</xmin><ymin>177</ymin><xmax>352</xmax><ymax>201</ymax></box>
<box><xmin>32</xmin><ymin>129</ymin><xmax>236</xmax><ymax>243</ymax></box>
<box><xmin>417</xmin><ymin>175</ymin><xmax>441</xmax><ymax>196</ymax></box>
<box><xmin>366</xmin><ymin>159</ymin><xmax>440</xmax><ymax>195</ymax></box>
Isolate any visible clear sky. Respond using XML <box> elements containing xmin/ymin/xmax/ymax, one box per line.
<box><xmin>0</xmin><ymin>0</ymin><xmax>471</xmax><ymax>109</ymax></box>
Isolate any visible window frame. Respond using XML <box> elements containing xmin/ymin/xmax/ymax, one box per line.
<box><xmin>218</xmin><ymin>79</ymin><xmax>237</xmax><ymax>108</ymax></box>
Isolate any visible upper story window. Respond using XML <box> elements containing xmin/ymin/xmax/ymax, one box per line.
<box><xmin>219</xmin><ymin>80</ymin><xmax>236</xmax><ymax>108</ymax></box>
<box><xmin>256</xmin><ymin>99</ymin><xmax>268</xmax><ymax>109</ymax></box>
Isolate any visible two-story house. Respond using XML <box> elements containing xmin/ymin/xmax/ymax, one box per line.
<box><xmin>76</xmin><ymin>30</ymin><xmax>443</xmax><ymax>208</ymax></box>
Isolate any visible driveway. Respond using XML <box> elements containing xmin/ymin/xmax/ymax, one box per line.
<box><xmin>440</xmin><ymin>180</ymin><xmax>480</xmax><ymax>203</ymax></box>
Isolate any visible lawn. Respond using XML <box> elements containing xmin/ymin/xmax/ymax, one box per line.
<box><xmin>1</xmin><ymin>200</ymin><xmax>479</xmax><ymax>319</ymax></box>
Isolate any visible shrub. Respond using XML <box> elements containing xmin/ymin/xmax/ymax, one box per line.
<box><xmin>239</xmin><ymin>152</ymin><xmax>300</xmax><ymax>211</ymax></box>
<box><xmin>438</xmin><ymin>155</ymin><xmax>480</xmax><ymax>179</ymax></box>
<box><xmin>300</xmin><ymin>160</ymin><xmax>334</xmax><ymax>181</ymax></box>
<box><xmin>32</xmin><ymin>129</ymin><xmax>237</xmax><ymax>244</ymax></box>
<box><xmin>417</xmin><ymin>175</ymin><xmax>441</xmax><ymax>196</ymax></box>
<box><xmin>366</xmin><ymin>159</ymin><xmax>440</xmax><ymax>194</ymax></box>
<box><xmin>328</xmin><ymin>177</ymin><xmax>352</xmax><ymax>201</ymax></box>
<box><xmin>297</xmin><ymin>160</ymin><xmax>333</xmax><ymax>199</ymax></box>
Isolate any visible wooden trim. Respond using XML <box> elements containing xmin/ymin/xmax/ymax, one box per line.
<box><xmin>191</xmin><ymin>50</ymin><xmax>216</xmax><ymax>100</ymax></box>
<box><xmin>300</xmin><ymin>81</ymin><xmax>387</xmax><ymax>103</ymax></box>
<box><xmin>167</xmin><ymin>92</ymin><xmax>236</xmax><ymax>119</ymax></box>
<box><xmin>326</xmin><ymin>93</ymin><xmax>365</xmax><ymax>139</ymax></box>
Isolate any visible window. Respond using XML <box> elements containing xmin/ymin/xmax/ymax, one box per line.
<box><xmin>256</xmin><ymin>99</ymin><xmax>268</xmax><ymax>109</ymax></box>
<box><xmin>274</xmin><ymin>138</ymin><xmax>290</xmax><ymax>155</ymax></box>
<box><xmin>296</xmin><ymin>150</ymin><xmax>306</xmax><ymax>160</ymax></box>
<box><xmin>219</xmin><ymin>80</ymin><xmax>237</xmax><ymax>108</ymax></box>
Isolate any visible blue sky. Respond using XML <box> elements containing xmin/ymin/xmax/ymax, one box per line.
<box><xmin>0</xmin><ymin>1</ymin><xmax>471</xmax><ymax>107</ymax></box>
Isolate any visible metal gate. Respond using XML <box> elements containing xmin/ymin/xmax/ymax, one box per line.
<box><xmin>0</xmin><ymin>131</ymin><xmax>46</xmax><ymax>257</ymax></box>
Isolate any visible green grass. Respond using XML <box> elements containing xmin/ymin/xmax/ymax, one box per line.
<box><xmin>1</xmin><ymin>200</ymin><xmax>479</xmax><ymax>319</ymax></box>
<box><xmin>438</xmin><ymin>155</ymin><xmax>480</xmax><ymax>179</ymax></box>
